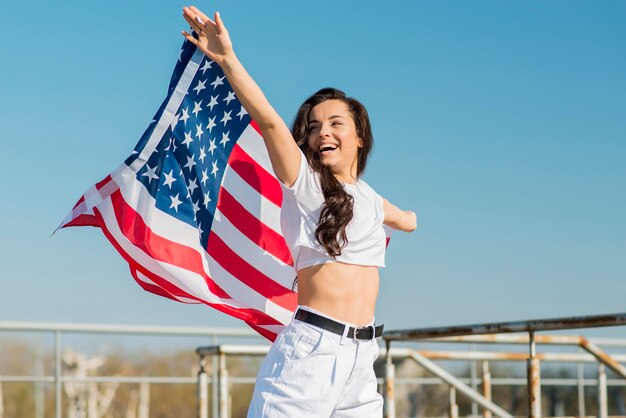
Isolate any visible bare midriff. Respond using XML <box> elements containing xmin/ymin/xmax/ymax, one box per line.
<box><xmin>296</xmin><ymin>262</ymin><xmax>379</xmax><ymax>326</ymax></box>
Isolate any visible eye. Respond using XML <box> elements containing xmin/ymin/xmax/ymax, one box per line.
<box><xmin>332</xmin><ymin>121</ymin><xmax>342</xmax><ymax>126</ymax></box>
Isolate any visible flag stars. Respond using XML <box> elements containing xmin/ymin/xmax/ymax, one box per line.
<box><xmin>201</xmin><ymin>168</ymin><xmax>209</xmax><ymax>186</ymax></box>
<box><xmin>182</xmin><ymin>131</ymin><xmax>194</xmax><ymax>148</ymax></box>
<box><xmin>210</xmin><ymin>75</ymin><xmax>225</xmax><ymax>89</ymax></box>
<box><xmin>206</xmin><ymin>116</ymin><xmax>217</xmax><ymax>133</ymax></box>
<box><xmin>169</xmin><ymin>194</ymin><xmax>182</xmax><ymax>212</ymax></box>
<box><xmin>237</xmin><ymin>106</ymin><xmax>248</xmax><ymax>120</ymax></box>
<box><xmin>208</xmin><ymin>138</ymin><xmax>217</xmax><ymax>155</ymax></box>
<box><xmin>184</xmin><ymin>154</ymin><xmax>196</xmax><ymax>171</ymax></box>
<box><xmin>142</xmin><ymin>165</ymin><xmax>159</xmax><ymax>182</ymax></box>
<box><xmin>211</xmin><ymin>161</ymin><xmax>219</xmax><ymax>177</ymax></box>
<box><xmin>179</xmin><ymin>107</ymin><xmax>190</xmax><ymax>125</ymax></box>
<box><xmin>192</xmin><ymin>101</ymin><xmax>203</xmax><ymax>117</ymax></box>
<box><xmin>188</xmin><ymin>177</ymin><xmax>199</xmax><ymax>194</ymax></box>
<box><xmin>207</xmin><ymin>95</ymin><xmax>219</xmax><ymax>111</ymax></box>
<box><xmin>192</xmin><ymin>200</ymin><xmax>201</xmax><ymax>216</ymax></box>
<box><xmin>195</xmin><ymin>123</ymin><xmax>204</xmax><ymax>139</ymax></box>
<box><xmin>203</xmin><ymin>191</ymin><xmax>211</xmax><ymax>208</ymax></box>
<box><xmin>221</xmin><ymin>110</ymin><xmax>232</xmax><ymax>126</ymax></box>
<box><xmin>199</xmin><ymin>59</ymin><xmax>213</xmax><ymax>74</ymax></box>
<box><xmin>193</xmin><ymin>79</ymin><xmax>207</xmax><ymax>95</ymax></box>
<box><xmin>163</xmin><ymin>170</ymin><xmax>177</xmax><ymax>189</ymax></box>
<box><xmin>223</xmin><ymin>91</ymin><xmax>236</xmax><ymax>105</ymax></box>
<box><xmin>197</xmin><ymin>221</ymin><xmax>204</xmax><ymax>235</ymax></box>
<box><xmin>220</xmin><ymin>131</ymin><xmax>231</xmax><ymax>147</ymax></box>
<box><xmin>198</xmin><ymin>146</ymin><xmax>207</xmax><ymax>163</ymax></box>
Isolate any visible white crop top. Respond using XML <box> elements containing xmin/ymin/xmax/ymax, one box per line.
<box><xmin>280</xmin><ymin>150</ymin><xmax>387</xmax><ymax>271</ymax></box>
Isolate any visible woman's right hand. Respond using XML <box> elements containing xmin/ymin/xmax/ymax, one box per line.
<box><xmin>182</xmin><ymin>6</ymin><xmax>234</xmax><ymax>65</ymax></box>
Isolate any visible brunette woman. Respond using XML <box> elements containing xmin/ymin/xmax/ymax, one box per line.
<box><xmin>182</xmin><ymin>6</ymin><xmax>417</xmax><ymax>417</ymax></box>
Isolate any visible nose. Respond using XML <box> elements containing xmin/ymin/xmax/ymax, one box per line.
<box><xmin>318</xmin><ymin>123</ymin><xmax>331</xmax><ymax>138</ymax></box>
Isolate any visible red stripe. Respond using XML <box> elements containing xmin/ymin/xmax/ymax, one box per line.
<box><xmin>95</xmin><ymin>175</ymin><xmax>113</xmax><ymax>191</ymax></box>
<box><xmin>130</xmin><ymin>268</ymin><xmax>182</xmax><ymax>302</ymax></box>
<box><xmin>95</xmin><ymin>205</ymin><xmax>287</xmax><ymax>332</ymax></box>
<box><xmin>63</xmin><ymin>213</ymin><xmax>100</xmax><ymax>228</ymax></box>
<box><xmin>72</xmin><ymin>195</ymin><xmax>86</xmax><ymax>210</ymax></box>
<box><xmin>207</xmin><ymin>232</ymin><xmax>297</xmax><ymax>311</ymax></box>
<box><xmin>247</xmin><ymin>322</ymin><xmax>278</xmax><ymax>342</ymax></box>
<box><xmin>250</xmin><ymin>119</ymin><xmax>261</xmax><ymax>135</ymax></box>
<box><xmin>228</xmin><ymin>144</ymin><xmax>282</xmax><ymax>207</ymax></box>
<box><xmin>109</xmin><ymin>190</ymin><xmax>230</xmax><ymax>299</ymax></box>
<box><xmin>218</xmin><ymin>188</ymin><xmax>293</xmax><ymax>266</ymax></box>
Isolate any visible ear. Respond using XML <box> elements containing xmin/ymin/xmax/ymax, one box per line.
<box><xmin>357</xmin><ymin>137</ymin><xmax>363</xmax><ymax>148</ymax></box>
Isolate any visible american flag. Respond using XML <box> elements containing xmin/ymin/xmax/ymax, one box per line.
<box><xmin>58</xmin><ymin>37</ymin><xmax>297</xmax><ymax>341</ymax></box>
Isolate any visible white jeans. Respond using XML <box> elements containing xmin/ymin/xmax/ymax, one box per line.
<box><xmin>247</xmin><ymin>306</ymin><xmax>383</xmax><ymax>417</ymax></box>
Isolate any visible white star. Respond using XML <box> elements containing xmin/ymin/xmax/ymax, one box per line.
<box><xmin>207</xmin><ymin>95</ymin><xmax>219</xmax><ymax>111</ymax></box>
<box><xmin>193</xmin><ymin>79</ymin><xmax>207</xmax><ymax>95</ymax></box>
<box><xmin>192</xmin><ymin>200</ymin><xmax>201</xmax><ymax>216</ymax></box>
<box><xmin>170</xmin><ymin>137</ymin><xmax>177</xmax><ymax>152</ymax></box>
<box><xmin>200</xmin><ymin>60</ymin><xmax>213</xmax><ymax>74</ymax></box>
<box><xmin>182</xmin><ymin>131</ymin><xmax>193</xmax><ymax>148</ymax></box>
<box><xmin>211</xmin><ymin>160</ymin><xmax>219</xmax><ymax>177</ymax></box>
<box><xmin>169</xmin><ymin>194</ymin><xmax>182</xmax><ymax>212</ymax></box>
<box><xmin>198</xmin><ymin>146</ymin><xmax>207</xmax><ymax>163</ymax></box>
<box><xmin>188</xmin><ymin>177</ymin><xmax>199</xmax><ymax>194</ymax></box>
<box><xmin>237</xmin><ymin>106</ymin><xmax>248</xmax><ymax>120</ymax></box>
<box><xmin>220</xmin><ymin>131</ymin><xmax>230</xmax><ymax>147</ymax></box>
<box><xmin>178</xmin><ymin>48</ymin><xmax>184</xmax><ymax>62</ymax></box>
<box><xmin>201</xmin><ymin>168</ymin><xmax>209</xmax><ymax>186</ymax></box>
<box><xmin>142</xmin><ymin>165</ymin><xmax>159</xmax><ymax>182</ymax></box>
<box><xmin>179</xmin><ymin>107</ymin><xmax>190</xmax><ymax>125</ymax></box>
<box><xmin>220</xmin><ymin>110</ymin><xmax>232</xmax><ymax>126</ymax></box>
<box><xmin>197</xmin><ymin>221</ymin><xmax>204</xmax><ymax>235</ymax></box>
<box><xmin>223</xmin><ymin>91</ymin><xmax>236</xmax><ymax>105</ymax></box>
<box><xmin>208</xmin><ymin>138</ymin><xmax>217</xmax><ymax>155</ymax></box>
<box><xmin>206</xmin><ymin>116</ymin><xmax>217</xmax><ymax>133</ymax></box>
<box><xmin>210</xmin><ymin>75</ymin><xmax>225</xmax><ymax>89</ymax></box>
<box><xmin>195</xmin><ymin>123</ymin><xmax>204</xmax><ymax>139</ymax></box>
<box><xmin>204</xmin><ymin>191</ymin><xmax>211</xmax><ymax>208</ymax></box>
<box><xmin>163</xmin><ymin>170</ymin><xmax>177</xmax><ymax>189</ymax></box>
<box><xmin>192</xmin><ymin>101</ymin><xmax>203</xmax><ymax>117</ymax></box>
<box><xmin>184</xmin><ymin>154</ymin><xmax>196</xmax><ymax>171</ymax></box>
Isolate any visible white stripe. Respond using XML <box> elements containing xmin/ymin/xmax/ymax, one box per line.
<box><xmin>206</xmin><ymin>249</ymin><xmax>294</xmax><ymax>321</ymax></box>
<box><xmin>97</xmin><ymin>197</ymin><xmax>240</xmax><ymax>307</ymax></box>
<box><xmin>110</xmin><ymin>168</ymin><xmax>293</xmax><ymax>315</ymax></box>
<box><xmin>132</xmin><ymin>269</ymin><xmax>199</xmax><ymax>304</ymax></box>
<box><xmin>236</xmin><ymin>124</ymin><xmax>274</xmax><ymax>174</ymax></box>
<box><xmin>212</xmin><ymin>208</ymin><xmax>294</xmax><ymax>288</ymax></box>
<box><xmin>221</xmin><ymin>164</ymin><xmax>282</xmax><ymax>235</ymax></box>
<box><xmin>129</xmin><ymin>47</ymin><xmax>205</xmax><ymax>172</ymax></box>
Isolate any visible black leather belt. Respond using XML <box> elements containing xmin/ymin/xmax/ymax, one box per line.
<box><xmin>295</xmin><ymin>308</ymin><xmax>383</xmax><ymax>340</ymax></box>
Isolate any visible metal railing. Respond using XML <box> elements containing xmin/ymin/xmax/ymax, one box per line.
<box><xmin>0</xmin><ymin>321</ymin><xmax>258</xmax><ymax>418</ymax></box>
<box><xmin>383</xmin><ymin>312</ymin><xmax>626</xmax><ymax>418</ymax></box>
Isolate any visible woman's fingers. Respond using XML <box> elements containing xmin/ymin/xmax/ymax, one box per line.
<box><xmin>182</xmin><ymin>12</ymin><xmax>205</xmax><ymax>35</ymax></box>
<box><xmin>215</xmin><ymin>11</ymin><xmax>227</xmax><ymax>35</ymax></box>
<box><xmin>189</xmin><ymin>6</ymin><xmax>214</xmax><ymax>25</ymax></box>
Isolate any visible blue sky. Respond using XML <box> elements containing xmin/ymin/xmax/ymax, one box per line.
<box><xmin>1</xmin><ymin>1</ymin><xmax>624</xmax><ymax>335</ymax></box>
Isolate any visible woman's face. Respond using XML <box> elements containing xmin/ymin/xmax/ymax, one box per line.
<box><xmin>307</xmin><ymin>99</ymin><xmax>361</xmax><ymax>180</ymax></box>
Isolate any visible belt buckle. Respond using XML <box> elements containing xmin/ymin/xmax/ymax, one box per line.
<box><xmin>353</xmin><ymin>325</ymin><xmax>375</xmax><ymax>341</ymax></box>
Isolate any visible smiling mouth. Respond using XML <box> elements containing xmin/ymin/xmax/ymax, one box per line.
<box><xmin>319</xmin><ymin>144</ymin><xmax>338</xmax><ymax>155</ymax></box>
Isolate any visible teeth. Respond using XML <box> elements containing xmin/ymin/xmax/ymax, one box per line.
<box><xmin>320</xmin><ymin>145</ymin><xmax>337</xmax><ymax>152</ymax></box>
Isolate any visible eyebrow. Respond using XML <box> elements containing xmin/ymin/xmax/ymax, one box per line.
<box><xmin>308</xmin><ymin>115</ymin><xmax>347</xmax><ymax>124</ymax></box>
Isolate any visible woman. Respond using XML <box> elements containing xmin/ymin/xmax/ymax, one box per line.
<box><xmin>182</xmin><ymin>6</ymin><xmax>417</xmax><ymax>417</ymax></box>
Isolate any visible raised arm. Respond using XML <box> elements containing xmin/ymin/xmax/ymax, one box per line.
<box><xmin>182</xmin><ymin>6</ymin><xmax>301</xmax><ymax>186</ymax></box>
<box><xmin>383</xmin><ymin>198</ymin><xmax>417</xmax><ymax>232</ymax></box>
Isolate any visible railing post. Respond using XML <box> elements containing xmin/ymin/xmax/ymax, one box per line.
<box><xmin>577</xmin><ymin>362</ymin><xmax>586</xmax><ymax>418</ymax></box>
<box><xmin>598</xmin><ymin>363</ymin><xmax>608</xmax><ymax>418</ymax></box>
<box><xmin>384</xmin><ymin>341</ymin><xmax>396</xmax><ymax>418</ymax></box>
<box><xmin>212</xmin><ymin>336</ymin><xmax>218</xmax><ymax>418</ymax></box>
<box><xmin>471</xmin><ymin>357</ymin><xmax>478</xmax><ymax>417</ymax></box>
<box><xmin>449</xmin><ymin>386</ymin><xmax>459</xmax><ymax>418</ymax></box>
<box><xmin>219</xmin><ymin>352</ymin><xmax>228</xmax><ymax>418</ymax></box>
<box><xmin>482</xmin><ymin>360</ymin><xmax>492</xmax><ymax>418</ymax></box>
<box><xmin>197</xmin><ymin>354</ymin><xmax>208</xmax><ymax>418</ymax></box>
<box><xmin>54</xmin><ymin>330</ymin><xmax>62</xmax><ymax>418</ymax></box>
<box><xmin>527</xmin><ymin>331</ymin><xmax>541</xmax><ymax>418</ymax></box>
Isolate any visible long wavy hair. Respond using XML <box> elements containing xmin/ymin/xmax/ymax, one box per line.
<box><xmin>291</xmin><ymin>87</ymin><xmax>374</xmax><ymax>258</ymax></box>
